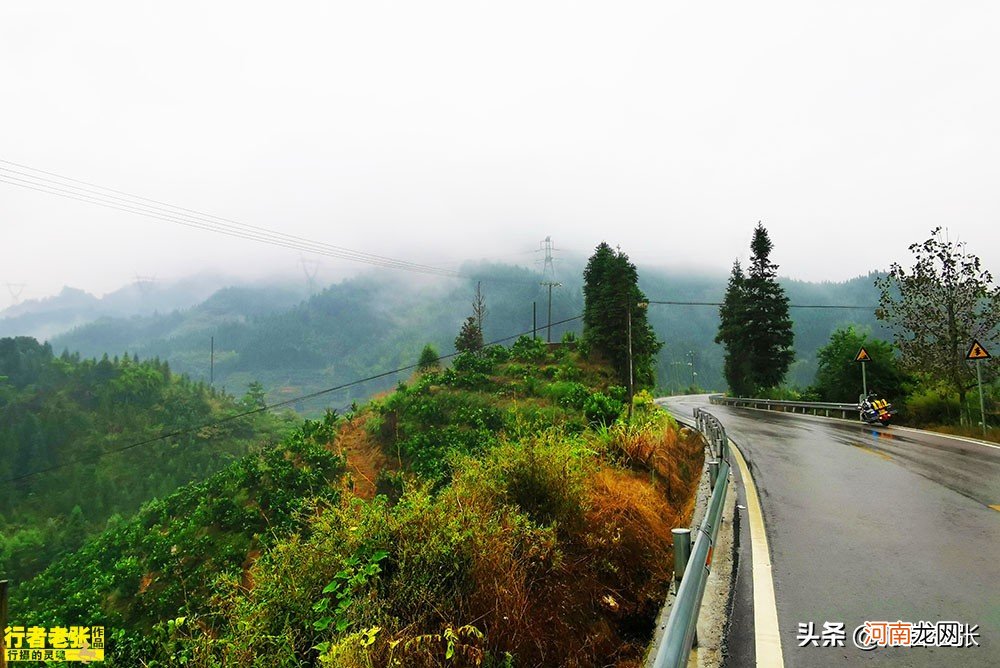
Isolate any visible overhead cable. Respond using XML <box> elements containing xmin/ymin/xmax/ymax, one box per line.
<box><xmin>646</xmin><ymin>300</ymin><xmax>877</xmax><ymax>310</ymax></box>
<box><xmin>4</xmin><ymin>315</ymin><xmax>584</xmax><ymax>483</ymax></box>
<box><xmin>0</xmin><ymin>159</ymin><xmax>534</xmax><ymax>284</ymax></box>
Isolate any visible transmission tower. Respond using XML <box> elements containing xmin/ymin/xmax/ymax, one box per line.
<box><xmin>537</xmin><ymin>236</ymin><xmax>558</xmax><ymax>278</ymax></box>
<box><xmin>300</xmin><ymin>257</ymin><xmax>321</xmax><ymax>295</ymax></box>
<box><xmin>6</xmin><ymin>283</ymin><xmax>26</xmax><ymax>305</ymax></box>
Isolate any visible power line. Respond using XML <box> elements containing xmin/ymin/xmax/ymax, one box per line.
<box><xmin>0</xmin><ymin>159</ymin><xmax>534</xmax><ymax>285</ymax></box>
<box><xmin>4</xmin><ymin>315</ymin><xmax>583</xmax><ymax>483</ymax></box>
<box><xmin>0</xmin><ymin>169</ymin><xmax>462</xmax><ymax>278</ymax></box>
<box><xmin>0</xmin><ymin>161</ymin><xmax>456</xmax><ymax>275</ymax></box>
<box><xmin>646</xmin><ymin>300</ymin><xmax>877</xmax><ymax>310</ymax></box>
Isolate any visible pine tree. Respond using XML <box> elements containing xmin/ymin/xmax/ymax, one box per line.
<box><xmin>716</xmin><ymin>224</ymin><xmax>794</xmax><ymax>395</ymax></box>
<box><xmin>716</xmin><ymin>260</ymin><xmax>753</xmax><ymax>396</ymax></box>
<box><xmin>417</xmin><ymin>344</ymin><xmax>441</xmax><ymax>372</ymax></box>
<box><xmin>454</xmin><ymin>316</ymin><xmax>484</xmax><ymax>354</ymax></box>
<box><xmin>744</xmin><ymin>223</ymin><xmax>795</xmax><ymax>390</ymax></box>
<box><xmin>472</xmin><ymin>282</ymin><xmax>487</xmax><ymax>335</ymax></box>
<box><xmin>582</xmin><ymin>243</ymin><xmax>662</xmax><ymax>388</ymax></box>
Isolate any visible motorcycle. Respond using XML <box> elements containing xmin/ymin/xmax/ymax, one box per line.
<box><xmin>859</xmin><ymin>393</ymin><xmax>896</xmax><ymax>427</ymax></box>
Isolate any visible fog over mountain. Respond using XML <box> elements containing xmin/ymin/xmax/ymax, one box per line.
<box><xmin>27</xmin><ymin>261</ymin><xmax>885</xmax><ymax>414</ymax></box>
<box><xmin>0</xmin><ymin>274</ymin><xmax>308</xmax><ymax>342</ymax></box>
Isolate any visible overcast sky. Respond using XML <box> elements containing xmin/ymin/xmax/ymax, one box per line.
<box><xmin>2</xmin><ymin>1</ymin><xmax>998</xmax><ymax>305</ymax></box>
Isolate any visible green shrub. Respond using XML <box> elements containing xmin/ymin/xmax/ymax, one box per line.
<box><xmin>542</xmin><ymin>381</ymin><xmax>590</xmax><ymax>410</ymax></box>
<box><xmin>607</xmin><ymin>385</ymin><xmax>627</xmax><ymax>404</ymax></box>
<box><xmin>511</xmin><ymin>336</ymin><xmax>549</xmax><ymax>363</ymax></box>
<box><xmin>482</xmin><ymin>345</ymin><xmax>511</xmax><ymax>364</ymax></box>
<box><xmin>584</xmin><ymin>392</ymin><xmax>624</xmax><ymax>426</ymax></box>
<box><xmin>453</xmin><ymin>352</ymin><xmax>496</xmax><ymax>375</ymax></box>
<box><xmin>554</xmin><ymin>363</ymin><xmax>582</xmax><ymax>382</ymax></box>
<box><xmin>904</xmin><ymin>386</ymin><xmax>961</xmax><ymax>425</ymax></box>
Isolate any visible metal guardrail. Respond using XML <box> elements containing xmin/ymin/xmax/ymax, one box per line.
<box><xmin>652</xmin><ymin>408</ymin><xmax>731</xmax><ymax>668</ymax></box>
<box><xmin>711</xmin><ymin>395</ymin><xmax>859</xmax><ymax>419</ymax></box>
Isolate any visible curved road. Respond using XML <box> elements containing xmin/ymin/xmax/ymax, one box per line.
<box><xmin>662</xmin><ymin>395</ymin><xmax>1000</xmax><ymax>667</ymax></box>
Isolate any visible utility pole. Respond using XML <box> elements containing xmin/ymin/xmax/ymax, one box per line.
<box><xmin>210</xmin><ymin>336</ymin><xmax>215</xmax><ymax>386</ymax></box>
<box><xmin>627</xmin><ymin>301</ymin><xmax>634</xmax><ymax>419</ymax></box>
<box><xmin>541</xmin><ymin>281</ymin><xmax>561</xmax><ymax>342</ymax></box>
<box><xmin>532</xmin><ymin>301</ymin><xmax>537</xmax><ymax>340</ymax></box>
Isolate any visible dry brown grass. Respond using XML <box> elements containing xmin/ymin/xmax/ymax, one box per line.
<box><xmin>333</xmin><ymin>414</ymin><xmax>396</xmax><ymax>500</ymax></box>
<box><xmin>454</xmin><ymin>459</ymin><xmax>689</xmax><ymax>667</ymax></box>
<box><xmin>600</xmin><ymin>420</ymin><xmax>705</xmax><ymax>523</ymax></box>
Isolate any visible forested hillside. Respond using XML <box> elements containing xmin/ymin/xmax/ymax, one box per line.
<box><xmin>48</xmin><ymin>263</ymin><xmax>887</xmax><ymax>410</ymax></box>
<box><xmin>0</xmin><ymin>274</ymin><xmax>281</xmax><ymax>342</ymax></box>
<box><xmin>12</xmin><ymin>339</ymin><xmax>705</xmax><ymax>667</ymax></box>
<box><xmin>0</xmin><ymin>336</ymin><xmax>295</xmax><ymax>584</ymax></box>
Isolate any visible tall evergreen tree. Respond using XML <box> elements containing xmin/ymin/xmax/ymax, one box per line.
<box><xmin>582</xmin><ymin>243</ymin><xmax>662</xmax><ymax>388</ymax></box>
<box><xmin>417</xmin><ymin>344</ymin><xmax>441</xmax><ymax>372</ymax></box>
<box><xmin>715</xmin><ymin>260</ymin><xmax>753</xmax><ymax>396</ymax></box>
<box><xmin>716</xmin><ymin>223</ymin><xmax>794</xmax><ymax>395</ymax></box>
<box><xmin>745</xmin><ymin>223</ymin><xmax>795</xmax><ymax>389</ymax></box>
<box><xmin>454</xmin><ymin>316</ymin><xmax>484</xmax><ymax>354</ymax></box>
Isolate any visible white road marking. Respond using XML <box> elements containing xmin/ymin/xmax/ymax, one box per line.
<box><xmin>714</xmin><ymin>403</ymin><xmax>1000</xmax><ymax>452</ymax></box>
<box><xmin>729</xmin><ymin>439</ymin><xmax>785</xmax><ymax>667</ymax></box>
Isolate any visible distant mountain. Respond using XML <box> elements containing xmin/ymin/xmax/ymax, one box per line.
<box><xmin>0</xmin><ymin>275</ymin><xmax>308</xmax><ymax>342</ymax></box>
<box><xmin>52</xmin><ymin>265</ymin><xmax>552</xmax><ymax>413</ymax></box>
<box><xmin>49</xmin><ymin>263</ymin><xmax>889</xmax><ymax>409</ymax></box>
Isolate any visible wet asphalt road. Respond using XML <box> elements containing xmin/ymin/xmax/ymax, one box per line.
<box><xmin>662</xmin><ymin>395</ymin><xmax>1000</xmax><ymax>667</ymax></box>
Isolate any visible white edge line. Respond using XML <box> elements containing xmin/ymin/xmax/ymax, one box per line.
<box><xmin>716</xmin><ymin>403</ymin><xmax>1000</xmax><ymax>452</ymax></box>
<box><xmin>729</xmin><ymin>438</ymin><xmax>785</xmax><ymax>667</ymax></box>
<box><xmin>665</xmin><ymin>406</ymin><xmax>785</xmax><ymax>666</ymax></box>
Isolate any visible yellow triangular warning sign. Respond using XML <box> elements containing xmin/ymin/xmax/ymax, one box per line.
<box><xmin>966</xmin><ymin>339</ymin><xmax>991</xmax><ymax>360</ymax></box>
<box><xmin>855</xmin><ymin>347</ymin><xmax>872</xmax><ymax>362</ymax></box>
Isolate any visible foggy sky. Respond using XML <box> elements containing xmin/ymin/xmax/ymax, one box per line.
<box><xmin>3</xmin><ymin>1</ymin><xmax>999</xmax><ymax>306</ymax></box>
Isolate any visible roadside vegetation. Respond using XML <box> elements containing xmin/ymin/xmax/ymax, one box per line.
<box><xmin>715</xmin><ymin>227</ymin><xmax>999</xmax><ymax>441</ymax></box>
<box><xmin>0</xmin><ymin>336</ymin><xmax>294</xmax><ymax>584</ymax></box>
<box><xmin>9</xmin><ymin>242</ymin><xmax>705</xmax><ymax>667</ymax></box>
<box><xmin>11</xmin><ymin>339</ymin><xmax>703</xmax><ymax>667</ymax></box>
<box><xmin>169</xmin><ymin>340</ymin><xmax>702</xmax><ymax>667</ymax></box>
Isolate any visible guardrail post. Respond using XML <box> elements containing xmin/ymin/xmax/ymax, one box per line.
<box><xmin>672</xmin><ymin>528</ymin><xmax>691</xmax><ymax>583</ymax></box>
<box><xmin>708</xmin><ymin>460</ymin><xmax>719</xmax><ymax>488</ymax></box>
